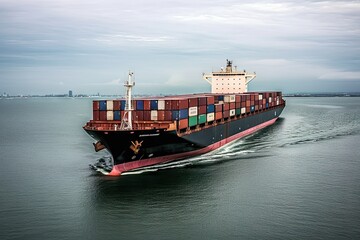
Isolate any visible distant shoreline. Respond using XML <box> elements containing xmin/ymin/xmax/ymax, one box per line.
<box><xmin>1</xmin><ymin>92</ymin><xmax>360</xmax><ymax>99</ymax></box>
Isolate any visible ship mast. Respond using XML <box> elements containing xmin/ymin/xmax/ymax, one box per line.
<box><xmin>120</xmin><ymin>72</ymin><xmax>135</xmax><ymax>130</ymax></box>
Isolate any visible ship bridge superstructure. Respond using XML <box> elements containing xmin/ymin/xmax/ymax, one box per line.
<box><xmin>203</xmin><ymin>60</ymin><xmax>256</xmax><ymax>94</ymax></box>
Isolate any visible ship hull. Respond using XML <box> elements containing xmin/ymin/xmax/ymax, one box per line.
<box><xmin>84</xmin><ymin>106</ymin><xmax>284</xmax><ymax>176</ymax></box>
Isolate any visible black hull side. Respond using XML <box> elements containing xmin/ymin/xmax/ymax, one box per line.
<box><xmin>84</xmin><ymin>106</ymin><xmax>284</xmax><ymax>168</ymax></box>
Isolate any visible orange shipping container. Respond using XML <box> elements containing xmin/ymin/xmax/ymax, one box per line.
<box><xmin>215</xmin><ymin>112</ymin><xmax>222</xmax><ymax>120</ymax></box>
<box><xmin>179</xmin><ymin>119</ymin><xmax>188</xmax><ymax>129</ymax></box>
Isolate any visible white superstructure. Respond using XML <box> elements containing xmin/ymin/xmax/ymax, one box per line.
<box><xmin>203</xmin><ymin>60</ymin><xmax>256</xmax><ymax>94</ymax></box>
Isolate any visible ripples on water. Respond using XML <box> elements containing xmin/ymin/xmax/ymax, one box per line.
<box><xmin>1</xmin><ymin>97</ymin><xmax>360</xmax><ymax>240</ymax></box>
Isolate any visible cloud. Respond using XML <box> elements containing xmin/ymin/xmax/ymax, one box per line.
<box><xmin>319</xmin><ymin>71</ymin><xmax>360</xmax><ymax>80</ymax></box>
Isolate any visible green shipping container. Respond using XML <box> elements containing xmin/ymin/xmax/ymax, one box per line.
<box><xmin>236</xmin><ymin>108</ymin><xmax>241</xmax><ymax>115</ymax></box>
<box><xmin>198</xmin><ymin>114</ymin><xmax>206</xmax><ymax>124</ymax></box>
<box><xmin>188</xmin><ymin>116</ymin><xmax>198</xmax><ymax>127</ymax></box>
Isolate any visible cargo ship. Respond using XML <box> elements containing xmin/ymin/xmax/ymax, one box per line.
<box><xmin>83</xmin><ymin>60</ymin><xmax>285</xmax><ymax>176</ymax></box>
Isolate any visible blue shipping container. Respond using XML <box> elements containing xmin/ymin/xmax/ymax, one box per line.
<box><xmin>266</xmin><ymin>102</ymin><xmax>269</xmax><ymax>108</ymax></box>
<box><xmin>207</xmin><ymin>104</ymin><xmax>215</xmax><ymax>113</ymax></box>
<box><xmin>136</xmin><ymin>100</ymin><xmax>144</xmax><ymax>110</ymax></box>
<box><xmin>150</xmin><ymin>100</ymin><xmax>158</xmax><ymax>110</ymax></box>
<box><xmin>179</xmin><ymin>109</ymin><xmax>189</xmax><ymax>119</ymax></box>
<box><xmin>99</xmin><ymin>101</ymin><xmax>107</xmax><ymax>111</ymax></box>
<box><xmin>218</xmin><ymin>95</ymin><xmax>224</xmax><ymax>101</ymax></box>
<box><xmin>172</xmin><ymin>110</ymin><xmax>180</xmax><ymax>120</ymax></box>
<box><xmin>114</xmin><ymin>111</ymin><xmax>121</xmax><ymax>120</ymax></box>
<box><xmin>250</xmin><ymin>106</ymin><xmax>255</xmax><ymax>112</ymax></box>
<box><xmin>120</xmin><ymin>100</ymin><xmax>126</xmax><ymax>110</ymax></box>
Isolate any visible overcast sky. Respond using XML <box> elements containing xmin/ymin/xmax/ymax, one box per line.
<box><xmin>1</xmin><ymin>0</ymin><xmax>359</xmax><ymax>95</ymax></box>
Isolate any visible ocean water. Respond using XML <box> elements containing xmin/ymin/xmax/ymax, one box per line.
<box><xmin>0</xmin><ymin>97</ymin><xmax>359</xmax><ymax>240</ymax></box>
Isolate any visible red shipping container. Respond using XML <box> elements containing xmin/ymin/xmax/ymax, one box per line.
<box><xmin>255</xmin><ymin>94</ymin><xmax>259</xmax><ymax>101</ymax></box>
<box><xmin>251</xmin><ymin>94</ymin><xmax>255</xmax><ymax>101</ymax></box>
<box><xmin>179</xmin><ymin>99</ymin><xmax>189</xmax><ymax>109</ymax></box>
<box><xmin>165</xmin><ymin>100</ymin><xmax>172</xmax><ymax>110</ymax></box>
<box><xmin>223</xmin><ymin>103</ymin><xmax>230</xmax><ymax>111</ymax></box>
<box><xmin>99</xmin><ymin>111</ymin><xmax>107</xmax><ymax>120</ymax></box>
<box><xmin>171</xmin><ymin>100</ymin><xmax>179</xmax><ymax>110</ymax></box>
<box><xmin>198</xmin><ymin>97</ymin><xmax>207</xmax><ymax>106</ymax></box>
<box><xmin>143</xmin><ymin>111</ymin><xmax>151</xmax><ymax>120</ymax></box>
<box><xmin>93</xmin><ymin>110</ymin><xmax>100</xmax><ymax>120</ymax></box>
<box><xmin>235</xmin><ymin>95</ymin><xmax>241</xmax><ymax>103</ymax></box>
<box><xmin>251</xmin><ymin>100</ymin><xmax>255</xmax><ymax>106</ymax></box>
<box><xmin>215</xmin><ymin>112</ymin><xmax>222</xmax><ymax>120</ymax></box>
<box><xmin>164</xmin><ymin>110</ymin><xmax>172</xmax><ymax>121</ymax></box>
<box><xmin>246</xmin><ymin>100</ymin><xmax>251</xmax><ymax>107</ymax></box>
<box><xmin>246</xmin><ymin>107</ymin><xmax>250</xmax><ymax>113</ymax></box>
<box><xmin>255</xmin><ymin>105</ymin><xmax>259</xmax><ymax>111</ymax></box>
<box><xmin>179</xmin><ymin>119</ymin><xmax>188</xmax><ymax>129</ymax></box>
<box><xmin>198</xmin><ymin>105</ymin><xmax>207</xmax><ymax>115</ymax></box>
<box><xmin>236</xmin><ymin>102</ymin><xmax>241</xmax><ymax>108</ymax></box>
<box><xmin>93</xmin><ymin>101</ymin><xmax>100</xmax><ymax>110</ymax></box>
<box><xmin>215</xmin><ymin>104</ymin><xmax>223</xmax><ymax>112</ymax></box>
<box><xmin>230</xmin><ymin>102</ymin><xmax>235</xmax><ymax>109</ymax></box>
<box><xmin>223</xmin><ymin>111</ymin><xmax>230</xmax><ymax>118</ymax></box>
<box><xmin>188</xmin><ymin>98</ymin><xmax>198</xmax><ymax>107</ymax></box>
<box><xmin>113</xmin><ymin>100</ymin><xmax>121</xmax><ymax>110</ymax></box>
<box><xmin>157</xmin><ymin>111</ymin><xmax>165</xmax><ymax>121</ymax></box>
<box><xmin>144</xmin><ymin>100</ymin><xmax>151</xmax><ymax>110</ymax></box>
<box><xmin>207</xmin><ymin>96</ymin><xmax>215</xmax><ymax>105</ymax></box>
<box><xmin>134</xmin><ymin>111</ymin><xmax>144</xmax><ymax>121</ymax></box>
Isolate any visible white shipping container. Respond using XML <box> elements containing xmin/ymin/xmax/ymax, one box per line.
<box><xmin>207</xmin><ymin>112</ymin><xmax>215</xmax><ymax>122</ymax></box>
<box><xmin>106</xmin><ymin>100</ymin><xmax>113</xmax><ymax>110</ymax></box>
<box><xmin>276</xmin><ymin>100</ymin><xmax>279</xmax><ymax>105</ymax></box>
<box><xmin>158</xmin><ymin>100</ymin><xmax>165</xmax><ymax>110</ymax></box>
<box><xmin>269</xmin><ymin>97</ymin><xmax>272</xmax><ymax>103</ymax></box>
<box><xmin>151</xmin><ymin>110</ymin><xmax>158</xmax><ymax>121</ymax></box>
<box><xmin>224</xmin><ymin>95</ymin><xmax>236</xmax><ymax>102</ymax></box>
<box><xmin>188</xmin><ymin>106</ymin><xmax>198</xmax><ymax>117</ymax></box>
<box><xmin>259</xmin><ymin>94</ymin><xmax>263</xmax><ymax>100</ymax></box>
<box><xmin>230</xmin><ymin>109</ymin><xmax>236</xmax><ymax>116</ymax></box>
<box><xmin>241</xmin><ymin>107</ymin><xmax>246</xmax><ymax>114</ymax></box>
<box><xmin>107</xmin><ymin>111</ymin><xmax>114</xmax><ymax>120</ymax></box>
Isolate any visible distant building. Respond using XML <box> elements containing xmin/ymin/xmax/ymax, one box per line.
<box><xmin>69</xmin><ymin>90</ymin><xmax>73</xmax><ymax>97</ymax></box>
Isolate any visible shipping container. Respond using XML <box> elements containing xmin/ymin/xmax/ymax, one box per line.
<box><xmin>215</xmin><ymin>104</ymin><xmax>222</xmax><ymax>112</ymax></box>
<box><xmin>172</xmin><ymin>110</ymin><xmax>179</xmax><ymax>120</ymax></box>
<box><xmin>144</xmin><ymin>100</ymin><xmax>151</xmax><ymax>110</ymax></box>
<box><xmin>164</xmin><ymin>111</ymin><xmax>172</xmax><ymax>121</ymax></box>
<box><xmin>178</xmin><ymin>119</ymin><xmax>188</xmax><ymax>129</ymax></box>
<box><xmin>143</xmin><ymin>111</ymin><xmax>151</xmax><ymax>120</ymax></box>
<box><xmin>114</xmin><ymin>111</ymin><xmax>121</xmax><ymax>120</ymax></box>
<box><xmin>134</xmin><ymin>111</ymin><xmax>144</xmax><ymax>121</ymax></box>
<box><xmin>223</xmin><ymin>103</ymin><xmax>230</xmax><ymax>111</ymax></box>
<box><xmin>198</xmin><ymin>114</ymin><xmax>206</xmax><ymax>124</ymax></box>
<box><xmin>207</xmin><ymin>96</ymin><xmax>215</xmax><ymax>105</ymax></box>
<box><xmin>188</xmin><ymin>98</ymin><xmax>198</xmax><ymax>107</ymax></box>
<box><xmin>179</xmin><ymin>109</ymin><xmax>189</xmax><ymax>119</ymax></box>
<box><xmin>250</xmin><ymin>106</ymin><xmax>255</xmax><ymax>112</ymax></box>
<box><xmin>93</xmin><ymin>110</ymin><xmax>100</xmax><ymax>120</ymax></box>
<box><xmin>215</xmin><ymin>112</ymin><xmax>222</xmax><ymax>120</ymax></box>
<box><xmin>230</xmin><ymin>102</ymin><xmax>235</xmax><ymax>109</ymax></box>
<box><xmin>99</xmin><ymin>100</ymin><xmax>107</xmax><ymax>111</ymax></box>
<box><xmin>259</xmin><ymin>94</ymin><xmax>263</xmax><ymax>100</ymax></box>
<box><xmin>157</xmin><ymin>111</ymin><xmax>165</xmax><ymax>121</ymax></box>
<box><xmin>198</xmin><ymin>97</ymin><xmax>207</xmax><ymax>106</ymax></box>
<box><xmin>230</xmin><ymin>109</ymin><xmax>236</xmax><ymax>116</ymax></box>
<box><xmin>120</xmin><ymin>100</ymin><xmax>126</xmax><ymax>110</ymax></box>
<box><xmin>93</xmin><ymin>101</ymin><xmax>100</xmax><ymax>111</ymax></box>
<box><xmin>224</xmin><ymin>95</ymin><xmax>236</xmax><ymax>102</ymax></box>
<box><xmin>106</xmin><ymin>100</ymin><xmax>113</xmax><ymax>111</ymax></box>
<box><xmin>236</xmin><ymin>108</ymin><xmax>241</xmax><ymax>115</ymax></box>
<box><xmin>188</xmin><ymin>106</ymin><xmax>198</xmax><ymax>117</ymax></box>
<box><xmin>266</xmin><ymin>102</ymin><xmax>269</xmax><ymax>108</ymax></box>
<box><xmin>207</xmin><ymin>112</ymin><xmax>215</xmax><ymax>122</ymax></box>
<box><xmin>235</xmin><ymin>95</ymin><xmax>241</xmax><ymax>103</ymax></box>
<box><xmin>188</xmin><ymin>116</ymin><xmax>198</xmax><ymax>127</ymax></box>
<box><xmin>158</xmin><ymin>100</ymin><xmax>165</xmax><ymax>110</ymax></box>
<box><xmin>165</xmin><ymin>100</ymin><xmax>172</xmax><ymax>110</ymax></box>
<box><xmin>150</xmin><ymin>100</ymin><xmax>158</xmax><ymax>110</ymax></box>
<box><xmin>207</xmin><ymin>104</ymin><xmax>215</xmax><ymax>113</ymax></box>
<box><xmin>99</xmin><ymin>111</ymin><xmax>107</xmax><ymax>120</ymax></box>
<box><xmin>151</xmin><ymin>110</ymin><xmax>158</xmax><ymax>121</ymax></box>
<box><xmin>136</xmin><ymin>100</ymin><xmax>144</xmax><ymax>110</ymax></box>
<box><xmin>223</xmin><ymin>111</ymin><xmax>230</xmax><ymax>118</ymax></box>
<box><xmin>198</xmin><ymin>105</ymin><xmax>207</xmax><ymax>115</ymax></box>
<box><xmin>241</xmin><ymin>107</ymin><xmax>246</xmax><ymax>114</ymax></box>
<box><xmin>113</xmin><ymin>100</ymin><xmax>121</xmax><ymax>110</ymax></box>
